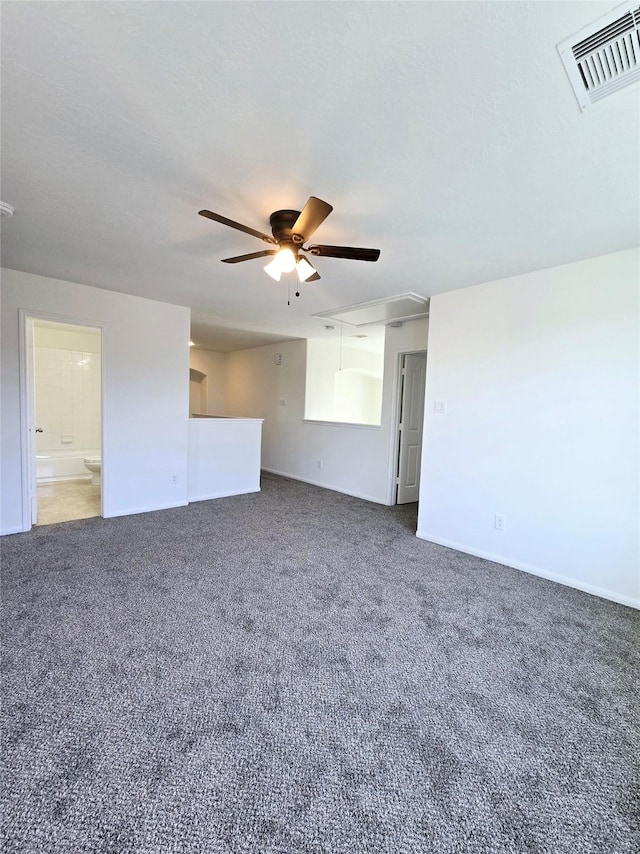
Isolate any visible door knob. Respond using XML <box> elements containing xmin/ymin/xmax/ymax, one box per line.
<box><xmin>35</xmin><ymin>428</ymin><xmax>43</xmax><ymax>433</ymax></box>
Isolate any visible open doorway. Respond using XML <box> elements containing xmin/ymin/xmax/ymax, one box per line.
<box><xmin>394</xmin><ymin>351</ymin><xmax>427</xmax><ymax>504</ymax></box>
<box><xmin>29</xmin><ymin>319</ymin><xmax>103</xmax><ymax>525</ymax></box>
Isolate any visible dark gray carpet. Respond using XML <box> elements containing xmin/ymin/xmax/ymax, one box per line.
<box><xmin>2</xmin><ymin>473</ymin><xmax>638</xmax><ymax>853</ymax></box>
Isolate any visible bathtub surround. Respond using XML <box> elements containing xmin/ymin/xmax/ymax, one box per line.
<box><xmin>33</xmin><ymin>321</ymin><xmax>101</xmax><ymax>497</ymax></box>
<box><xmin>2</xmin><ymin>474</ymin><xmax>638</xmax><ymax>853</ymax></box>
<box><xmin>33</xmin><ymin>321</ymin><xmax>101</xmax><ymax>460</ymax></box>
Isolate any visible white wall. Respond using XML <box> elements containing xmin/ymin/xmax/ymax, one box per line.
<box><xmin>189</xmin><ymin>347</ymin><xmax>227</xmax><ymax>415</ymax></box>
<box><xmin>417</xmin><ymin>249</ymin><xmax>640</xmax><ymax>608</ymax></box>
<box><xmin>188</xmin><ymin>417</ymin><xmax>262</xmax><ymax>502</ymax></box>
<box><xmin>1</xmin><ymin>269</ymin><xmax>190</xmax><ymax>533</ymax></box>
<box><xmin>225</xmin><ymin>319</ymin><xmax>428</xmax><ymax>504</ymax></box>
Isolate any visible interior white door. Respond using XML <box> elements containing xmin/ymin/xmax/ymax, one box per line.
<box><xmin>396</xmin><ymin>352</ymin><xmax>427</xmax><ymax>504</ymax></box>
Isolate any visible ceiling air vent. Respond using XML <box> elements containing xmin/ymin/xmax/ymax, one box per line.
<box><xmin>558</xmin><ymin>2</ymin><xmax>640</xmax><ymax>110</ymax></box>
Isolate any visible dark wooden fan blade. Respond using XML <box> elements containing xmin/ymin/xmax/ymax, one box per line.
<box><xmin>291</xmin><ymin>197</ymin><xmax>333</xmax><ymax>243</ymax></box>
<box><xmin>221</xmin><ymin>250</ymin><xmax>277</xmax><ymax>264</ymax></box>
<box><xmin>199</xmin><ymin>210</ymin><xmax>276</xmax><ymax>244</ymax></box>
<box><xmin>307</xmin><ymin>245</ymin><xmax>380</xmax><ymax>262</ymax></box>
<box><xmin>305</xmin><ymin>271</ymin><xmax>321</xmax><ymax>281</ymax></box>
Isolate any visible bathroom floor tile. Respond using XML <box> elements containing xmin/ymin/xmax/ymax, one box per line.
<box><xmin>36</xmin><ymin>478</ymin><xmax>101</xmax><ymax>525</ymax></box>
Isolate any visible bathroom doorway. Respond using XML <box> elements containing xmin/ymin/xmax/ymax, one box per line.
<box><xmin>29</xmin><ymin>318</ymin><xmax>103</xmax><ymax>525</ymax></box>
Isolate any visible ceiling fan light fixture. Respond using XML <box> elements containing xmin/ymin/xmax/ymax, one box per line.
<box><xmin>296</xmin><ymin>255</ymin><xmax>317</xmax><ymax>283</ymax></box>
<box><xmin>264</xmin><ymin>257</ymin><xmax>283</xmax><ymax>281</ymax></box>
<box><xmin>277</xmin><ymin>247</ymin><xmax>296</xmax><ymax>273</ymax></box>
<box><xmin>264</xmin><ymin>246</ymin><xmax>296</xmax><ymax>281</ymax></box>
<box><xmin>200</xmin><ymin>196</ymin><xmax>379</xmax><ymax>290</ymax></box>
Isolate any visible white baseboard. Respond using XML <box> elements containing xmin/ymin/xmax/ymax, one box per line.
<box><xmin>1</xmin><ymin>525</ymin><xmax>28</xmax><ymax>536</ymax></box>
<box><xmin>103</xmin><ymin>500</ymin><xmax>189</xmax><ymax>519</ymax></box>
<box><xmin>262</xmin><ymin>468</ymin><xmax>388</xmax><ymax>505</ymax></box>
<box><xmin>416</xmin><ymin>530</ymin><xmax>640</xmax><ymax>610</ymax></box>
<box><xmin>188</xmin><ymin>487</ymin><xmax>260</xmax><ymax>503</ymax></box>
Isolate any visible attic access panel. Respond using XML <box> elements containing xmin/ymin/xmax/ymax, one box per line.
<box><xmin>558</xmin><ymin>2</ymin><xmax>640</xmax><ymax>111</ymax></box>
<box><xmin>315</xmin><ymin>293</ymin><xmax>429</xmax><ymax>328</ymax></box>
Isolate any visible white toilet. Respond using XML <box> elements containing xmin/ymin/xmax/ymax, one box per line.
<box><xmin>83</xmin><ymin>456</ymin><xmax>101</xmax><ymax>486</ymax></box>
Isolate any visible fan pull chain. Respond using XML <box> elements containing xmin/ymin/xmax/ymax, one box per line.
<box><xmin>286</xmin><ymin>280</ymin><xmax>302</xmax><ymax>305</ymax></box>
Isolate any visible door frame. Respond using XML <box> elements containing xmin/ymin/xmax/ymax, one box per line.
<box><xmin>387</xmin><ymin>348</ymin><xmax>427</xmax><ymax>505</ymax></box>
<box><xmin>18</xmin><ymin>309</ymin><xmax>106</xmax><ymax>532</ymax></box>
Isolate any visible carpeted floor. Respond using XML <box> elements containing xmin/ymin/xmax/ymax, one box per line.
<box><xmin>2</xmin><ymin>473</ymin><xmax>638</xmax><ymax>853</ymax></box>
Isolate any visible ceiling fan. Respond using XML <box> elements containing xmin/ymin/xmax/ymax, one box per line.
<box><xmin>198</xmin><ymin>196</ymin><xmax>380</xmax><ymax>289</ymax></box>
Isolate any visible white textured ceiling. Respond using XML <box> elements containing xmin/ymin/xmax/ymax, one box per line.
<box><xmin>1</xmin><ymin>1</ymin><xmax>638</xmax><ymax>351</ymax></box>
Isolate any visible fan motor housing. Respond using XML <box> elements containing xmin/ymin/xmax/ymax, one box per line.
<box><xmin>270</xmin><ymin>209</ymin><xmax>302</xmax><ymax>243</ymax></box>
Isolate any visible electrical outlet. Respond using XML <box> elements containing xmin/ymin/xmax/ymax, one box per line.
<box><xmin>172</xmin><ymin>474</ymin><xmax>178</xmax><ymax>484</ymax></box>
<box><xmin>279</xmin><ymin>398</ymin><xmax>286</xmax><ymax>407</ymax></box>
<box><xmin>316</xmin><ymin>460</ymin><xmax>323</xmax><ymax>469</ymax></box>
<box><xmin>494</xmin><ymin>513</ymin><xmax>506</xmax><ymax>531</ymax></box>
